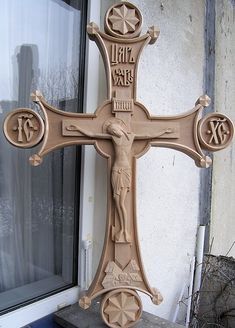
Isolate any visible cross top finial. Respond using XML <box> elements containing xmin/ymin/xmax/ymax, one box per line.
<box><xmin>105</xmin><ymin>1</ymin><xmax>143</xmax><ymax>38</ymax></box>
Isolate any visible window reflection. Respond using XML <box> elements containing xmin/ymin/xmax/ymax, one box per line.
<box><xmin>0</xmin><ymin>0</ymin><xmax>84</xmax><ymax>312</ymax></box>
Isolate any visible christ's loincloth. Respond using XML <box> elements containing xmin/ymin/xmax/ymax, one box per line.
<box><xmin>111</xmin><ymin>167</ymin><xmax>131</xmax><ymax>196</ymax></box>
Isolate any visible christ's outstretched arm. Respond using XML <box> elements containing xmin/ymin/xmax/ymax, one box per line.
<box><xmin>66</xmin><ymin>125</ymin><xmax>112</xmax><ymax>139</ymax></box>
<box><xmin>134</xmin><ymin>128</ymin><xmax>174</xmax><ymax>140</ymax></box>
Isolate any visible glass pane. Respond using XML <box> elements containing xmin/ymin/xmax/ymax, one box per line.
<box><xmin>0</xmin><ymin>0</ymin><xmax>84</xmax><ymax>312</ymax></box>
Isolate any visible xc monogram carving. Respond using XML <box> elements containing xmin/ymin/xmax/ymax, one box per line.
<box><xmin>3</xmin><ymin>1</ymin><xmax>234</xmax><ymax>327</ymax></box>
<box><xmin>198</xmin><ymin>113</ymin><xmax>233</xmax><ymax>151</ymax></box>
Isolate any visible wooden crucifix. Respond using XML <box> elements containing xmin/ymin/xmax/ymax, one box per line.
<box><xmin>3</xmin><ymin>1</ymin><xmax>234</xmax><ymax>327</ymax></box>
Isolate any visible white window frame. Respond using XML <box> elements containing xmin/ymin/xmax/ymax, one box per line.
<box><xmin>0</xmin><ymin>1</ymin><xmax>100</xmax><ymax>327</ymax></box>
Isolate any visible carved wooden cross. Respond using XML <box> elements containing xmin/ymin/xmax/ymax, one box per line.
<box><xmin>3</xmin><ymin>1</ymin><xmax>234</xmax><ymax>327</ymax></box>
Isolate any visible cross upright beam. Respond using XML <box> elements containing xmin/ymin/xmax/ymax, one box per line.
<box><xmin>3</xmin><ymin>1</ymin><xmax>234</xmax><ymax>327</ymax></box>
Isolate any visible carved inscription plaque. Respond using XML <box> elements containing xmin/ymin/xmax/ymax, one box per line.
<box><xmin>112</xmin><ymin>98</ymin><xmax>133</xmax><ymax>113</ymax></box>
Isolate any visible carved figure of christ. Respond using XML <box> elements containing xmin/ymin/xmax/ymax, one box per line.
<box><xmin>67</xmin><ymin>120</ymin><xmax>173</xmax><ymax>243</ymax></box>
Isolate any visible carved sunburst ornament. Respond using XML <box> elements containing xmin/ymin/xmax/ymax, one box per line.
<box><xmin>109</xmin><ymin>4</ymin><xmax>139</xmax><ymax>35</ymax></box>
<box><xmin>105</xmin><ymin>2</ymin><xmax>142</xmax><ymax>39</ymax></box>
<box><xmin>101</xmin><ymin>289</ymin><xmax>142</xmax><ymax>328</ymax></box>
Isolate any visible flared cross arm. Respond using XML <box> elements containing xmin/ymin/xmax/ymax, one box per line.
<box><xmin>3</xmin><ymin>91</ymin><xmax>116</xmax><ymax>166</ymax></box>
<box><xmin>130</xmin><ymin>98</ymin><xmax>216</xmax><ymax>169</ymax></box>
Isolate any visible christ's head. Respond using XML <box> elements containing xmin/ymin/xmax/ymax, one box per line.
<box><xmin>107</xmin><ymin>123</ymin><xmax>124</xmax><ymax>138</ymax></box>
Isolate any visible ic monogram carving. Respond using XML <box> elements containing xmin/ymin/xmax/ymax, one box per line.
<box><xmin>15</xmin><ymin>114</ymin><xmax>35</xmax><ymax>142</ymax></box>
<box><xmin>3</xmin><ymin>108</ymin><xmax>44</xmax><ymax>148</ymax></box>
<box><xmin>3</xmin><ymin>1</ymin><xmax>234</xmax><ymax>327</ymax></box>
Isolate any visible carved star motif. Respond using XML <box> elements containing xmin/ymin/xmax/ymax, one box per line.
<box><xmin>104</xmin><ymin>291</ymin><xmax>139</xmax><ymax>326</ymax></box>
<box><xmin>109</xmin><ymin>4</ymin><xmax>139</xmax><ymax>35</ymax></box>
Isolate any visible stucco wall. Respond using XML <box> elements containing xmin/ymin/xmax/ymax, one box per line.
<box><xmin>134</xmin><ymin>0</ymin><xmax>205</xmax><ymax>321</ymax></box>
<box><xmin>210</xmin><ymin>0</ymin><xmax>235</xmax><ymax>258</ymax></box>
<box><xmin>87</xmin><ymin>0</ymin><xmax>206</xmax><ymax>323</ymax></box>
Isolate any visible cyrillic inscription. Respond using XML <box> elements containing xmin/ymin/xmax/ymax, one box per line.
<box><xmin>111</xmin><ymin>44</ymin><xmax>135</xmax><ymax>65</ymax></box>
<box><xmin>112</xmin><ymin>68</ymin><xmax>134</xmax><ymax>86</ymax></box>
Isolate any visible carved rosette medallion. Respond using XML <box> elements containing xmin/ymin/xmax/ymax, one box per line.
<box><xmin>3</xmin><ymin>108</ymin><xmax>44</xmax><ymax>148</ymax></box>
<box><xmin>198</xmin><ymin>113</ymin><xmax>234</xmax><ymax>151</ymax></box>
<box><xmin>105</xmin><ymin>2</ymin><xmax>143</xmax><ymax>39</ymax></box>
<box><xmin>101</xmin><ymin>289</ymin><xmax>142</xmax><ymax>328</ymax></box>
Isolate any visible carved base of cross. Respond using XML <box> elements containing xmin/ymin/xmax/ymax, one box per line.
<box><xmin>78</xmin><ymin>288</ymin><xmax>163</xmax><ymax>328</ymax></box>
<box><xmin>54</xmin><ymin>299</ymin><xmax>185</xmax><ymax>328</ymax></box>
